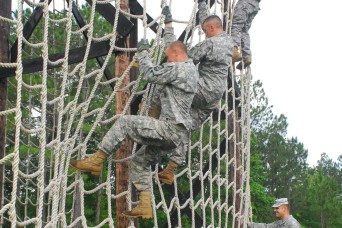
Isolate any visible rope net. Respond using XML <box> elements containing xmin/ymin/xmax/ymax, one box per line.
<box><xmin>0</xmin><ymin>0</ymin><xmax>252</xmax><ymax>227</ymax></box>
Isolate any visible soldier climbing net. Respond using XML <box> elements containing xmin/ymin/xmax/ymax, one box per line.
<box><xmin>0</xmin><ymin>0</ymin><xmax>252</xmax><ymax>227</ymax></box>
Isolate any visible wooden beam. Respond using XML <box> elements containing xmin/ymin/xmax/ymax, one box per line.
<box><xmin>10</xmin><ymin>0</ymin><xmax>53</xmax><ymax>62</ymax></box>
<box><xmin>129</xmin><ymin>0</ymin><xmax>160</xmax><ymax>33</ymax></box>
<box><xmin>0</xmin><ymin>39</ymin><xmax>124</xmax><ymax>78</ymax></box>
<box><xmin>5</xmin><ymin>0</ymin><xmax>133</xmax><ymax>78</ymax></box>
<box><xmin>71</xmin><ymin>2</ymin><xmax>115</xmax><ymax>90</ymax></box>
<box><xmin>85</xmin><ymin>0</ymin><xmax>133</xmax><ymax>37</ymax></box>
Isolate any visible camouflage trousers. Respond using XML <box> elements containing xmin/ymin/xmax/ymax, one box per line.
<box><xmin>130</xmin><ymin>145</ymin><xmax>173</xmax><ymax>192</ymax></box>
<box><xmin>98</xmin><ymin>115</ymin><xmax>187</xmax><ymax>156</ymax></box>
<box><xmin>129</xmin><ymin>94</ymin><xmax>220</xmax><ymax>191</ymax></box>
<box><xmin>99</xmin><ymin>116</ymin><xmax>187</xmax><ymax>192</ymax></box>
<box><xmin>130</xmin><ymin>100</ymin><xmax>216</xmax><ymax>191</ymax></box>
<box><xmin>166</xmin><ymin>92</ymin><xmax>218</xmax><ymax>165</ymax></box>
<box><xmin>231</xmin><ymin>0</ymin><xmax>260</xmax><ymax>58</ymax></box>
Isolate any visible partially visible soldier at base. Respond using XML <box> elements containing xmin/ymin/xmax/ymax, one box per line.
<box><xmin>156</xmin><ymin>1</ymin><xmax>234</xmax><ymax>185</ymax></box>
<box><xmin>249</xmin><ymin>198</ymin><xmax>302</xmax><ymax>228</ymax></box>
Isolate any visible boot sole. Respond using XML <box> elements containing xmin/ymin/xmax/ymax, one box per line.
<box><xmin>122</xmin><ymin>213</ymin><xmax>153</xmax><ymax>219</ymax></box>
<box><xmin>158</xmin><ymin>177</ymin><xmax>173</xmax><ymax>185</ymax></box>
<box><xmin>70</xmin><ymin>164</ymin><xmax>101</xmax><ymax>176</ymax></box>
<box><xmin>232</xmin><ymin>56</ymin><xmax>242</xmax><ymax>63</ymax></box>
<box><xmin>236</xmin><ymin>61</ymin><xmax>251</xmax><ymax>70</ymax></box>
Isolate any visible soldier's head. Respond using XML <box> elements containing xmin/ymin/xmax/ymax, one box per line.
<box><xmin>272</xmin><ymin>198</ymin><xmax>290</xmax><ymax>220</ymax></box>
<box><xmin>165</xmin><ymin>41</ymin><xmax>188</xmax><ymax>62</ymax></box>
<box><xmin>202</xmin><ymin>15</ymin><xmax>223</xmax><ymax>38</ymax></box>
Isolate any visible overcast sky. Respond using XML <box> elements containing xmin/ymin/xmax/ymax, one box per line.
<box><xmin>250</xmin><ymin>0</ymin><xmax>342</xmax><ymax>166</ymax></box>
<box><xmin>141</xmin><ymin>0</ymin><xmax>342</xmax><ymax>166</ymax></box>
<box><xmin>12</xmin><ymin>0</ymin><xmax>342</xmax><ymax>166</ymax></box>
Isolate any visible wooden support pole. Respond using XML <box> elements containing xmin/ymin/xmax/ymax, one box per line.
<box><xmin>128</xmin><ymin>3</ymin><xmax>139</xmax><ymax>226</ymax></box>
<box><xmin>0</xmin><ymin>0</ymin><xmax>11</xmax><ymax>226</ymax></box>
<box><xmin>115</xmin><ymin>1</ymin><xmax>132</xmax><ymax>227</ymax></box>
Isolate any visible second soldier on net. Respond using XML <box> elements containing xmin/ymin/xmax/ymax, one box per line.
<box><xmin>156</xmin><ymin>1</ymin><xmax>234</xmax><ymax>185</ymax></box>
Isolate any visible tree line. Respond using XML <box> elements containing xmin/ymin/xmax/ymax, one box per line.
<box><xmin>249</xmin><ymin>80</ymin><xmax>342</xmax><ymax>227</ymax></box>
<box><xmin>2</xmin><ymin>5</ymin><xmax>341</xmax><ymax>227</ymax></box>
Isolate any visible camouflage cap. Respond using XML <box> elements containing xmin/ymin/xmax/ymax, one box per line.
<box><xmin>272</xmin><ymin>198</ymin><xmax>288</xmax><ymax>207</ymax></box>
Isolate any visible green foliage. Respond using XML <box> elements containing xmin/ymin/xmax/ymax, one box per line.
<box><xmin>296</xmin><ymin>154</ymin><xmax>342</xmax><ymax>227</ymax></box>
<box><xmin>249</xmin><ymin>135</ymin><xmax>275</xmax><ymax>222</ymax></box>
<box><xmin>3</xmin><ymin>4</ymin><xmax>119</xmax><ymax>227</ymax></box>
<box><xmin>249</xmin><ymin>80</ymin><xmax>342</xmax><ymax>227</ymax></box>
<box><xmin>4</xmin><ymin>4</ymin><xmax>342</xmax><ymax>227</ymax></box>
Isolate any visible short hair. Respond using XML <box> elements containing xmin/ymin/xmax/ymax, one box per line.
<box><xmin>168</xmin><ymin>41</ymin><xmax>188</xmax><ymax>55</ymax></box>
<box><xmin>203</xmin><ymin>15</ymin><xmax>223</xmax><ymax>28</ymax></box>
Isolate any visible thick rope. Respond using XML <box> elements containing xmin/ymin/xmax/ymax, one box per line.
<box><xmin>0</xmin><ymin>0</ymin><xmax>252</xmax><ymax>227</ymax></box>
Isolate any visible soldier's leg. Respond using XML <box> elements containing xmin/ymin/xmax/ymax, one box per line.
<box><xmin>191</xmin><ymin>90</ymin><xmax>216</xmax><ymax>128</ymax></box>
<box><xmin>240</xmin><ymin>6</ymin><xmax>259</xmax><ymax>59</ymax></box>
<box><xmin>165</xmin><ymin>95</ymin><xmax>211</xmax><ymax>166</ymax></box>
<box><xmin>169</xmin><ymin>106</ymin><xmax>212</xmax><ymax>162</ymax></box>
<box><xmin>130</xmin><ymin>145</ymin><xmax>160</xmax><ymax>192</ymax></box>
<box><xmin>124</xmin><ymin>145</ymin><xmax>161</xmax><ymax>218</ymax></box>
<box><xmin>191</xmin><ymin>108</ymin><xmax>207</xmax><ymax>130</ymax></box>
<box><xmin>241</xmin><ymin>28</ymin><xmax>251</xmax><ymax>58</ymax></box>
<box><xmin>237</xmin><ymin>5</ymin><xmax>259</xmax><ymax>70</ymax></box>
<box><xmin>158</xmin><ymin>141</ymin><xmax>187</xmax><ymax>185</ymax></box>
<box><xmin>98</xmin><ymin>115</ymin><xmax>180</xmax><ymax>155</ymax></box>
<box><xmin>231</xmin><ymin>1</ymin><xmax>248</xmax><ymax>47</ymax></box>
<box><xmin>158</xmin><ymin>106</ymin><xmax>214</xmax><ymax>184</ymax></box>
<box><xmin>70</xmin><ymin>115</ymin><xmax>184</xmax><ymax>176</ymax></box>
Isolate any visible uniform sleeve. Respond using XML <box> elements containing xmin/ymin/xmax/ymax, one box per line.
<box><xmin>287</xmin><ymin>219</ymin><xmax>302</xmax><ymax>228</ymax></box>
<box><xmin>198</xmin><ymin>2</ymin><xmax>209</xmax><ymax>25</ymax></box>
<box><xmin>137</xmin><ymin>51</ymin><xmax>177</xmax><ymax>84</ymax></box>
<box><xmin>164</xmin><ymin>26</ymin><xmax>176</xmax><ymax>48</ymax></box>
<box><xmin>188</xmin><ymin>40</ymin><xmax>212</xmax><ymax>64</ymax></box>
<box><xmin>149</xmin><ymin>85</ymin><xmax>162</xmax><ymax>109</ymax></box>
<box><xmin>249</xmin><ymin>222</ymin><xmax>278</xmax><ymax>228</ymax></box>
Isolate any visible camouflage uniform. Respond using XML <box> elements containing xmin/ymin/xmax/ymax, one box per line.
<box><xmin>117</xmin><ymin>51</ymin><xmax>198</xmax><ymax>192</ymax></box>
<box><xmin>163</xmin><ymin>1</ymin><xmax>234</xmax><ymax>165</ymax></box>
<box><xmin>231</xmin><ymin>0</ymin><xmax>260</xmax><ymax>58</ymax></box>
<box><xmin>248</xmin><ymin>215</ymin><xmax>302</xmax><ymax>228</ymax></box>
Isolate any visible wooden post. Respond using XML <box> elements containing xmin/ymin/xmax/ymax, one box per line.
<box><xmin>0</xmin><ymin>1</ymin><xmax>11</xmax><ymax>227</ymax></box>
<box><xmin>128</xmin><ymin>3</ymin><xmax>139</xmax><ymax>227</ymax></box>
<box><xmin>115</xmin><ymin>0</ymin><xmax>132</xmax><ymax>227</ymax></box>
<box><xmin>228</xmin><ymin>102</ymin><xmax>242</xmax><ymax>228</ymax></box>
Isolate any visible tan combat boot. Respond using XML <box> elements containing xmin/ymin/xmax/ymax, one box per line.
<box><xmin>236</xmin><ymin>57</ymin><xmax>252</xmax><ymax>70</ymax></box>
<box><xmin>70</xmin><ymin>150</ymin><xmax>107</xmax><ymax>176</ymax></box>
<box><xmin>123</xmin><ymin>192</ymin><xmax>153</xmax><ymax>219</ymax></box>
<box><xmin>158</xmin><ymin>161</ymin><xmax>178</xmax><ymax>185</ymax></box>
<box><xmin>232</xmin><ymin>46</ymin><xmax>242</xmax><ymax>63</ymax></box>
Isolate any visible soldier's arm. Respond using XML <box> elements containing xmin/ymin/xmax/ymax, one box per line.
<box><xmin>148</xmin><ymin>85</ymin><xmax>162</xmax><ymax>118</ymax></box>
<box><xmin>139</xmin><ymin>85</ymin><xmax>162</xmax><ymax>119</ymax></box>
<box><xmin>164</xmin><ymin>26</ymin><xmax>176</xmax><ymax>48</ymax></box>
<box><xmin>198</xmin><ymin>1</ymin><xmax>209</xmax><ymax>25</ymax></box>
<box><xmin>188</xmin><ymin>40</ymin><xmax>212</xmax><ymax>64</ymax></box>
<box><xmin>161</xmin><ymin>6</ymin><xmax>176</xmax><ymax>47</ymax></box>
<box><xmin>149</xmin><ymin>85</ymin><xmax>162</xmax><ymax>108</ymax></box>
<box><xmin>137</xmin><ymin>51</ymin><xmax>177</xmax><ymax>84</ymax></box>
